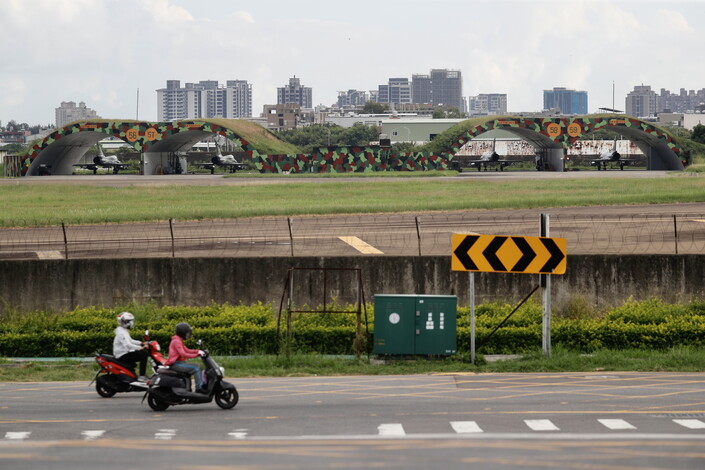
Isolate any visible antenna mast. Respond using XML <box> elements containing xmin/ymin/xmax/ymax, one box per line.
<box><xmin>136</xmin><ymin>88</ymin><xmax>140</xmax><ymax>120</ymax></box>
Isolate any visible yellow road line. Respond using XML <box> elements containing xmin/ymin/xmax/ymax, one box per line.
<box><xmin>338</xmin><ymin>236</ymin><xmax>383</xmax><ymax>254</ymax></box>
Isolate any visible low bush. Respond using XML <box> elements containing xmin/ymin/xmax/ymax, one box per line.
<box><xmin>1</xmin><ymin>298</ymin><xmax>705</xmax><ymax>357</ymax></box>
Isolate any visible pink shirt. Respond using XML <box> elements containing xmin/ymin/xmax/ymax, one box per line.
<box><xmin>165</xmin><ymin>335</ymin><xmax>200</xmax><ymax>365</ymax></box>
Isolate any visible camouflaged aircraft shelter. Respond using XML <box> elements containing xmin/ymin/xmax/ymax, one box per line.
<box><xmin>21</xmin><ymin>115</ymin><xmax>685</xmax><ymax>176</ymax></box>
<box><xmin>445</xmin><ymin>115</ymin><xmax>685</xmax><ymax>171</ymax></box>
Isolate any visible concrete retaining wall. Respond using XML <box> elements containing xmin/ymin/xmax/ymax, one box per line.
<box><xmin>1</xmin><ymin>255</ymin><xmax>704</xmax><ymax>314</ymax></box>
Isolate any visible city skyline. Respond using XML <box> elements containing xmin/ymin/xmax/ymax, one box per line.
<box><xmin>1</xmin><ymin>0</ymin><xmax>704</xmax><ymax>125</ymax></box>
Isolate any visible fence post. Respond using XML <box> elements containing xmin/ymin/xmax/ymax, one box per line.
<box><xmin>415</xmin><ymin>216</ymin><xmax>422</xmax><ymax>256</ymax></box>
<box><xmin>287</xmin><ymin>217</ymin><xmax>294</xmax><ymax>257</ymax></box>
<box><xmin>61</xmin><ymin>222</ymin><xmax>68</xmax><ymax>260</ymax></box>
<box><xmin>673</xmin><ymin>214</ymin><xmax>678</xmax><ymax>255</ymax></box>
<box><xmin>169</xmin><ymin>218</ymin><xmax>175</xmax><ymax>258</ymax></box>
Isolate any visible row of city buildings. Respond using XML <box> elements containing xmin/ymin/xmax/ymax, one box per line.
<box><xmin>52</xmin><ymin>76</ymin><xmax>705</xmax><ymax>133</ymax></box>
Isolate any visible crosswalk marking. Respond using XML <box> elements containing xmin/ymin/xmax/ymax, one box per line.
<box><xmin>155</xmin><ymin>429</ymin><xmax>176</xmax><ymax>440</ymax></box>
<box><xmin>598</xmin><ymin>419</ymin><xmax>636</xmax><ymax>430</ymax></box>
<box><xmin>674</xmin><ymin>419</ymin><xmax>705</xmax><ymax>429</ymax></box>
<box><xmin>81</xmin><ymin>430</ymin><xmax>106</xmax><ymax>441</ymax></box>
<box><xmin>378</xmin><ymin>423</ymin><xmax>405</xmax><ymax>436</ymax></box>
<box><xmin>450</xmin><ymin>421</ymin><xmax>483</xmax><ymax>433</ymax></box>
<box><xmin>525</xmin><ymin>419</ymin><xmax>560</xmax><ymax>431</ymax></box>
<box><xmin>4</xmin><ymin>417</ymin><xmax>705</xmax><ymax>442</ymax></box>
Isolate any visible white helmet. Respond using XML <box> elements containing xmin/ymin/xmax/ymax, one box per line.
<box><xmin>117</xmin><ymin>312</ymin><xmax>135</xmax><ymax>329</ymax></box>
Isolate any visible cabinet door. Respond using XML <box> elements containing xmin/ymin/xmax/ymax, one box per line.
<box><xmin>414</xmin><ymin>297</ymin><xmax>457</xmax><ymax>355</ymax></box>
<box><xmin>373</xmin><ymin>297</ymin><xmax>416</xmax><ymax>355</ymax></box>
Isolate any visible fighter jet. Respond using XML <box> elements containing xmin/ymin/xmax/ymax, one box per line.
<box><xmin>466</xmin><ymin>139</ymin><xmax>519</xmax><ymax>172</ymax></box>
<box><xmin>74</xmin><ymin>143</ymin><xmax>128</xmax><ymax>174</ymax></box>
<box><xmin>195</xmin><ymin>142</ymin><xmax>245</xmax><ymax>174</ymax></box>
<box><xmin>589</xmin><ymin>137</ymin><xmax>639</xmax><ymax>170</ymax></box>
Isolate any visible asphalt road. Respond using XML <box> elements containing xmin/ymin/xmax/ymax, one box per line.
<box><xmin>2</xmin><ymin>372</ymin><xmax>705</xmax><ymax>469</ymax></box>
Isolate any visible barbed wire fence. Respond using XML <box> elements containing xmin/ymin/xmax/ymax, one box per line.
<box><xmin>0</xmin><ymin>212</ymin><xmax>703</xmax><ymax>260</ymax></box>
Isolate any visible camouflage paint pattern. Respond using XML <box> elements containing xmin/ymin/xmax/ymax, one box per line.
<box><xmin>253</xmin><ymin>146</ymin><xmax>450</xmax><ymax>173</ymax></box>
<box><xmin>448</xmin><ymin>116</ymin><xmax>683</xmax><ymax>156</ymax></box>
<box><xmin>22</xmin><ymin>116</ymin><xmax>684</xmax><ymax>175</ymax></box>
<box><xmin>23</xmin><ymin>120</ymin><xmax>259</xmax><ymax>175</ymax></box>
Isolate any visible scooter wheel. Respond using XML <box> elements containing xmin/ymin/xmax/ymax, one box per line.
<box><xmin>147</xmin><ymin>394</ymin><xmax>170</xmax><ymax>412</ymax></box>
<box><xmin>215</xmin><ymin>387</ymin><xmax>239</xmax><ymax>409</ymax></box>
<box><xmin>96</xmin><ymin>378</ymin><xmax>117</xmax><ymax>398</ymax></box>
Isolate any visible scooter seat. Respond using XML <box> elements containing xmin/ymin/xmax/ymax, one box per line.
<box><xmin>97</xmin><ymin>353</ymin><xmax>136</xmax><ymax>372</ymax></box>
<box><xmin>156</xmin><ymin>366</ymin><xmax>180</xmax><ymax>376</ymax></box>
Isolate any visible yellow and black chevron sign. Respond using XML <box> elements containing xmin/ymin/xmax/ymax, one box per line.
<box><xmin>451</xmin><ymin>234</ymin><xmax>567</xmax><ymax>275</ymax></box>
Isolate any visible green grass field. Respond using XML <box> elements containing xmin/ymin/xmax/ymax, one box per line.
<box><xmin>2</xmin><ymin>173</ymin><xmax>705</xmax><ymax>227</ymax></box>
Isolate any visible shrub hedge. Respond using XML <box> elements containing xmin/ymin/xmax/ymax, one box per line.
<box><xmin>1</xmin><ymin>298</ymin><xmax>704</xmax><ymax>357</ymax></box>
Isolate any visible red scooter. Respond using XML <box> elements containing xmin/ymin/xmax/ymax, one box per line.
<box><xmin>92</xmin><ymin>330</ymin><xmax>166</xmax><ymax>398</ymax></box>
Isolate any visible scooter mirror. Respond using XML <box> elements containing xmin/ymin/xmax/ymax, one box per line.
<box><xmin>197</xmin><ymin>339</ymin><xmax>202</xmax><ymax>347</ymax></box>
<box><xmin>145</xmin><ymin>330</ymin><xmax>150</xmax><ymax>336</ymax></box>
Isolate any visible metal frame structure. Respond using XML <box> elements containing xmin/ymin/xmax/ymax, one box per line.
<box><xmin>277</xmin><ymin>267</ymin><xmax>369</xmax><ymax>359</ymax></box>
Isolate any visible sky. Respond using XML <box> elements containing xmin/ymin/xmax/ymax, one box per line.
<box><xmin>1</xmin><ymin>0</ymin><xmax>703</xmax><ymax>126</ymax></box>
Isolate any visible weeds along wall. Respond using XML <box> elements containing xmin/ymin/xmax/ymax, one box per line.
<box><xmin>1</xmin><ymin>255</ymin><xmax>705</xmax><ymax>315</ymax></box>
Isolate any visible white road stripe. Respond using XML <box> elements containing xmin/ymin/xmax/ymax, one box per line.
<box><xmin>598</xmin><ymin>419</ymin><xmax>636</xmax><ymax>430</ymax></box>
<box><xmin>378</xmin><ymin>423</ymin><xmax>405</xmax><ymax>436</ymax></box>
<box><xmin>525</xmin><ymin>419</ymin><xmax>560</xmax><ymax>431</ymax></box>
<box><xmin>338</xmin><ymin>236</ymin><xmax>383</xmax><ymax>254</ymax></box>
<box><xmin>228</xmin><ymin>429</ymin><xmax>249</xmax><ymax>439</ymax></box>
<box><xmin>81</xmin><ymin>430</ymin><xmax>106</xmax><ymax>441</ymax></box>
<box><xmin>155</xmin><ymin>429</ymin><xmax>176</xmax><ymax>440</ymax></box>
<box><xmin>674</xmin><ymin>419</ymin><xmax>705</xmax><ymax>429</ymax></box>
<box><xmin>5</xmin><ymin>432</ymin><xmax>31</xmax><ymax>440</ymax></box>
<box><xmin>450</xmin><ymin>421</ymin><xmax>483</xmax><ymax>434</ymax></box>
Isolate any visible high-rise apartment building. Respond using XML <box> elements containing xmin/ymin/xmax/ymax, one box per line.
<box><xmin>377</xmin><ymin>78</ymin><xmax>412</xmax><ymax>105</ymax></box>
<box><xmin>543</xmin><ymin>87</ymin><xmax>588</xmax><ymax>115</ymax></box>
<box><xmin>429</xmin><ymin>69</ymin><xmax>463</xmax><ymax>109</ymax></box>
<box><xmin>337</xmin><ymin>89</ymin><xmax>369</xmax><ymax>108</ymax></box>
<box><xmin>156</xmin><ymin>79</ymin><xmax>252</xmax><ymax>121</ymax></box>
<box><xmin>411</xmin><ymin>74</ymin><xmax>432</xmax><ymax>104</ymax></box>
<box><xmin>469</xmin><ymin>94</ymin><xmax>508</xmax><ymax>116</ymax></box>
<box><xmin>625</xmin><ymin>85</ymin><xmax>659</xmax><ymax>118</ymax></box>
<box><xmin>55</xmin><ymin>101</ymin><xmax>100</xmax><ymax>127</ymax></box>
<box><xmin>658</xmin><ymin>87</ymin><xmax>705</xmax><ymax>113</ymax></box>
<box><xmin>277</xmin><ymin>76</ymin><xmax>313</xmax><ymax>109</ymax></box>
<box><xmin>411</xmin><ymin>70</ymin><xmax>464</xmax><ymax>109</ymax></box>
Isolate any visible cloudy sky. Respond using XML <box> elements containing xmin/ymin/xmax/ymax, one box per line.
<box><xmin>1</xmin><ymin>0</ymin><xmax>703</xmax><ymax>126</ymax></box>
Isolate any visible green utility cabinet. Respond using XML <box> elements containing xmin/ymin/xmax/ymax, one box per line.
<box><xmin>373</xmin><ymin>295</ymin><xmax>457</xmax><ymax>356</ymax></box>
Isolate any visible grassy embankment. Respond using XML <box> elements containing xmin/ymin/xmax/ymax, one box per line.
<box><xmin>2</xmin><ymin>173</ymin><xmax>705</xmax><ymax>227</ymax></box>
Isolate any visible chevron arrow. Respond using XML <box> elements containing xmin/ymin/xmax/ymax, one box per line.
<box><xmin>510</xmin><ymin>236</ymin><xmax>537</xmax><ymax>272</ymax></box>
<box><xmin>452</xmin><ymin>235</ymin><xmax>479</xmax><ymax>271</ymax></box>
<box><xmin>540</xmin><ymin>237</ymin><xmax>566</xmax><ymax>273</ymax></box>
<box><xmin>482</xmin><ymin>236</ymin><xmax>508</xmax><ymax>272</ymax></box>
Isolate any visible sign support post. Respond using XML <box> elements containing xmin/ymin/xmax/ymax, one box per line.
<box><xmin>452</xmin><ymin>220</ymin><xmax>566</xmax><ymax>362</ymax></box>
<box><xmin>470</xmin><ymin>272</ymin><xmax>476</xmax><ymax>364</ymax></box>
<box><xmin>541</xmin><ymin>214</ymin><xmax>552</xmax><ymax>356</ymax></box>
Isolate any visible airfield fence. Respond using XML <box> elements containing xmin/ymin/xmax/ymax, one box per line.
<box><xmin>0</xmin><ymin>212</ymin><xmax>703</xmax><ymax>260</ymax></box>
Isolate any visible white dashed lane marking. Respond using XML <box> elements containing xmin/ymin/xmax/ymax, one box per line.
<box><xmin>598</xmin><ymin>419</ymin><xmax>637</xmax><ymax>430</ymax></box>
<box><xmin>155</xmin><ymin>429</ymin><xmax>176</xmax><ymax>440</ymax></box>
<box><xmin>524</xmin><ymin>419</ymin><xmax>560</xmax><ymax>431</ymax></box>
<box><xmin>674</xmin><ymin>419</ymin><xmax>705</xmax><ymax>429</ymax></box>
<box><xmin>450</xmin><ymin>421</ymin><xmax>484</xmax><ymax>433</ymax></box>
<box><xmin>81</xmin><ymin>430</ymin><xmax>106</xmax><ymax>440</ymax></box>
<box><xmin>378</xmin><ymin>423</ymin><xmax>406</xmax><ymax>436</ymax></box>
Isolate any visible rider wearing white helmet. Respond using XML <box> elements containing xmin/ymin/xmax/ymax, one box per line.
<box><xmin>113</xmin><ymin>312</ymin><xmax>148</xmax><ymax>381</ymax></box>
